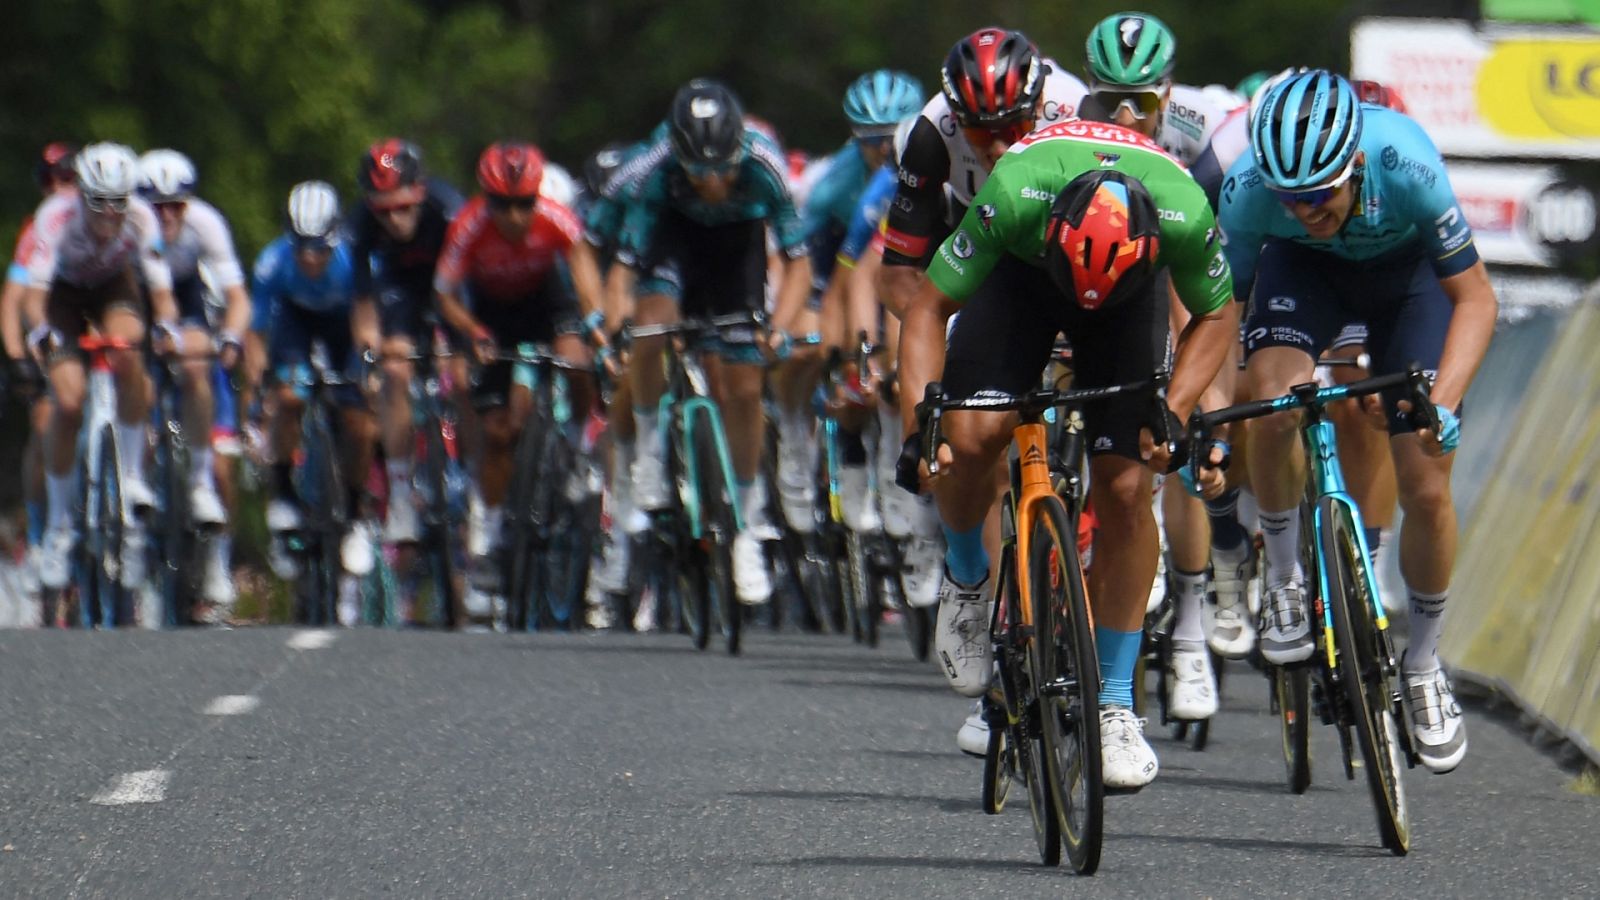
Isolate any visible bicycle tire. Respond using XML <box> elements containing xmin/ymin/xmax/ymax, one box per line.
<box><xmin>666</xmin><ymin>427</ymin><xmax>711</xmax><ymax>649</ymax></box>
<box><xmin>845</xmin><ymin>529</ymin><xmax>876</xmax><ymax>647</ymax></box>
<box><xmin>1273</xmin><ymin>664</ymin><xmax>1313</xmax><ymax>793</ymax></box>
<box><xmin>152</xmin><ymin>425</ymin><xmax>191</xmax><ymax>627</ymax></box>
<box><xmin>418</xmin><ymin>420</ymin><xmax>461</xmax><ymax>628</ymax></box>
<box><xmin>1031</xmin><ymin>495</ymin><xmax>1103</xmax><ymax>874</ymax></box>
<box><xmin>690</xmin><ymin>417</ymin><xmax>740</xmax><ymax>656</ymax></box>
<box><xmin>981</xmin><ymin>697</ymin><xmax>1013</xmax><ymax>814</ymax></box>
<box><xmin>95</xmin><ymin>423</ymin><xmax>127</xmax><ymax>627</ymax></box>
<box><xmin>1320</xmin><ymin>496</ymin><xmax>1410</xmax><ymax>855</ymax></box>
<box><xmin>303</xmin><ymin>408</ymin><xmax>344</xmax><ymax>627</ymax></box>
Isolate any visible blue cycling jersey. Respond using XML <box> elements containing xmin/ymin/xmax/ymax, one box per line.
<box><xmin>1218</xmin><ymin>106</ymin><xmax>1479</xmax><ymax>298</ymax></box>
<box><xmin>616</xmin><ymin>126</ymin><xmax>807</xmax><ymax>267</ymax></box>
<box><xmin>249</xmin><ymin>235</ymin><xmax>357</xmax><ymax>333</ymax></box>
<box><xmin>837</xmin><ymin>165</ymin><xmax>898</xmax><ymax>267</ymax></box>
<box><xmin>582</xmin><ymin>137</ymin><xmax>662</xmax><ymax>252</ymax></box>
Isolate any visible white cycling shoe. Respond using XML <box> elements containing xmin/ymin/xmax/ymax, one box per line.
<box><xmin>1167</xmin><ymin>641</ymin><xmax>1220</xmax><ymax>720</ymax></box>
<box><xmin>1260</xmin><ymin>579</ymin><xmax>1315</xmax><ymax>665</ymax></box>
<box><xmin>956</xmin><ymin>699</ymin><xmax>988</xmax><ymax>757</ymax></box>
<box><xmin>189</xmin><ymin>483</ymin><xmax>227</xmax><ymax>528</ymax></box>
<box><xmin>37</xmin><ymin>526</ymin><xmax>76</xmax><ymax>591</ymax></box>
<box><xmin>732</xmin><ymin>532</ymin><xmax>772</xmax><ymax>605</ymax></box>
<box><xmin>776</xmin><ymin>442</ymin><xmax>816</xmax><ymax>534</ymax></box>
<box><xmin>1404</xmin><ymin>661</ymin><xmax>1468</xmax><ymax>774</ymax></box>
<box><xmin>1100</xmin><ymin>706</ymin><xmax>1159</xmax><ymax>791</ymax></box>
<box><xmin>340</xmin><ymin>522</ymin><xmax>376</xmax><ymax>577</ymax></box>
<box><xmin>630</xmin><ymin>453</ymin><xmax>670</xmax><ymax>513</ymax></box>
<box><xmin>934</xmin><ymin>571</ymin><xmax>993</xmax><ymax>697</ymax></box>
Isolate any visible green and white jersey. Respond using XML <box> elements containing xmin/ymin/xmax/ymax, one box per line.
<box><xmin>925</xmin><ymin>119</ymin><xmax>1232</xmax><ymax>316</ymax></box>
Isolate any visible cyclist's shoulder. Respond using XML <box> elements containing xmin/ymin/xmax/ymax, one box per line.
<box><xmin>1163</xmin><ymin>83</ymin><xmax>1232</xmax><ymax>153</ymax></box>
<box><xmin>1361</xmin><ymin>107</ymin><xmax>1451</xmax><ymax>202</ymax></box>
<box><xmin>251</xmin><ymin>235</ymin><xmax>293</xmax><ymax>283</ymax></box>
<box><xmin>1039</xmin><ymin>62</ymin><xmax>1089</xmax><ymax>120</ymax></box>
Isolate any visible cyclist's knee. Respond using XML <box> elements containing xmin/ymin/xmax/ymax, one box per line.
<box><xmin>944</xmin><ymin>415</ymin><xmax>1011</xmax><ymax>471</ymax></box>
<box><xmin>1088</xmin><ymin>459</ymin><xmax>1153</xmax><ymax>531</ymax></box>
<box><xmin>480</xmin><ymin>409</ymin><xmax>514</xmax><ymax>452</ymax></box>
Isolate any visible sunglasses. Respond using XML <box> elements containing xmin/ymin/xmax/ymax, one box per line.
<box><xmin>1269</xmin><ymin>160</ymin><xmax>1358</xmax><ymax>209</ymax></box>
<box><xmin>369</xmin><ymin>199</ymin><xmax>420</xmax><ymax>217</ymax></box>
<box><xmin>958</xmin><ymin>115</ymin><xmax>1036</xmax><ymax>147</ymax></box>
<box><xmin>487</xmin><ymin>195</ymin><xmax>536</xmax><ymax>212</ymax></box>
<box><xmin>154</xmin><ymin>200</ymin><xmax>187</xmax><ymax>215</ymax></box>
<box><xmin>1090</xmin><ymin>86</ymin><xmax>1167</xmax><ymax>120</ymax></box>
<box><xmin>83</xmin><ymin>194</ymin><xmax>129</xmax><ymax>214</ymax></box>
<box><xmin>680</xmin><ymin>158</ymin><xmax>742</xmax><ymax>179</ymax></box>
<box><xmin>293</xmin><ymin>236</ymin><xmax>335</xmax><ymax>254</ymax></box>
<box><xmin>853</xmin><ymin>133</ymin><xmax>896</xmax><ymax>151</ymax></box>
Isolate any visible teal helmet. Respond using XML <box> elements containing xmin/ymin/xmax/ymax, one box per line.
<box><xmin>1085</xmin><ymin>12</ymin><xmax>1177</xmax><ymax>87</ymax></box>
<box><xmin>1250</xmin><ymin>69</ymin><xmax>1364</xmax><ymax>190</ymax></box>
<box><xmin>1235</xmin><ymin>70</ymin><xmax>1272</xmax><ymax>101</ymax></box>
<box><xmin>843</xmin><ymin>70</ymin><xmax>925</xmax><ymax>130</ymax></box>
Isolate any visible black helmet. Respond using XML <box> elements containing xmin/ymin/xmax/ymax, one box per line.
<box><xmin>668</xmin><ymin>78</ymin><xmax>746</xmax><ymax>168</ymax></box>
<box><xmin>583</xmin><ymin>141</ymin><xmax>632</xmax><ymax>198</ymax></box>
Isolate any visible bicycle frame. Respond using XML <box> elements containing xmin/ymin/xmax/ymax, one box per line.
<box><xmin>646</xmin><ymin>325</ymin><xmax>745</xmax><ymax>540</ymax></box>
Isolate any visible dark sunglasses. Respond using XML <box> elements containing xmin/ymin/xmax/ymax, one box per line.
<box><xmin>487</xmin><ymin>194</ymin><xmax>536</xmax><ymax>212</ymax></box>
<box><xmin>154</xmin><ymin>200</ymin><xmax>187</xmax><ymax>215</ymax></box>
<box><xmin>958</xmin><ymin>115</ymin><xmax>1036</xmax><ymax>147</ymax></box>
<box><xmin>369</xmin><ymin>199</ymin><xmax>420</xmax><ymax>216</ymax></box>
<box><xmin>293</xmin><ymin>236</ymin><xmax>335</xmax><ymax>253</ymax></box>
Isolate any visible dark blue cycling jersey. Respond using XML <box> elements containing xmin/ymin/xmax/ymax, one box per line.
<box><xmin>249</xmin><ymin>235</ymin><xmax>356</xmax><ymax>334</ymax></box>
<box><xmin>837</xmin><ymin>165</ymin><xmax>897</xmax><ymax>268</ymax></box>
<box><xmin>1218</xmin><ymin>105</ymin><xmax>1480</xmax><ymax>298</ymax></box>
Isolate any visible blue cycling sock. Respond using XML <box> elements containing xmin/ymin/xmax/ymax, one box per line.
<box><xmin>1096</xmin><ymin>625</ymin><xmax>1144</xmax><ymax>709</ymax></box>
<box><xmin>941</xmin><ymin>521</ymin><xmax>988</xmax><ymax>587</ymax></box>
<box><xmin>26</xmin><ymin>500</ymin><xmax>43</xmax><ymax>546</ymax></box>
<box><xmin>1205</xmin><ymin>487</ymin><xmax>1249</xmax><ymax>553</ymax></box>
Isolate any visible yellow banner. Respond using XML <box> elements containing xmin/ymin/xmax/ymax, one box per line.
<box><xmin>1444</xmin><ymin>291</ymin><xmax>1600</xmax><ymax>762</ymax></box>
<box><xmin>1478</xmin><ymin>37</ymin><xmax>1600</xmax><ymax>140</ymax></box>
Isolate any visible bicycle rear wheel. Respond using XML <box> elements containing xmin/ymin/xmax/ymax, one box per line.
<box><xmin>845</xmin><ymin>529</ymin><xmax>877</xmax><ymax>647</ymax></box>
<box><xmin>95</xmin><ymin>424</ymin><xmax>130</xmax><ymax>627</ymax></box>
<box><xmin>1320</xmin><ymin>496</ymin><xmax>1410</xmax><ymax>855</ymax></box>
<box><xmin>1031</xmin><ymin>496</ymin><xmax>1103</xmax><ymax>875</ymax></box>
<box><xmin>418</xmin><ymin>417</ymin><xmax>462</xmax><ymax>629</ymax></box>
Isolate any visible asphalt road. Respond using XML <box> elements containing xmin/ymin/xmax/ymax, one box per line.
<box><xmin>0</xmin><ymin>624</ymin><xmax>1595</xmax><ymax>899</ymax></box>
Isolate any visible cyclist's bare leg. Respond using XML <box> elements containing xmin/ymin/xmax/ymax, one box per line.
<box><xmin>1391</xmin><ymin>435</ymin><xmax>1456</xmax><ymax>595</ymax></box>
<box><xmin>628</xmin><ymin>293</ymin><xmax>676</xmax><ymax>419</ymax></box>
<box><xmin>1245</xmin><ymin>347</ymin><xmax>1318</xmax><ymax>575</ymax></box>
<box><xmin>44</xmin><ymin>358</ymin><xmax>85</xmax><ymax>479</ymax></box>
<box><xmin>339</xmin><ymin>406</ymin><xmax>378</xmax><ymax>513</ymax></box>
<box><xmin>707</xmin><ymin>356</ymin><xmax>765</xmax><ymax>484</ymax></box>
<box><xmin>268</xmin><ymin>385</ymin><xmax>305</xmax><ymax>486</ymax></box>
<box><xmin>931</xmin><ymin>409</ymin><xmax>1017</xmax><ymax>537</ymax></box>
<box><xmin>1088</xmin><ymin>455</ymin><xmax>1160</xmax><ymax>633</ymax></box>
<box><xmin>101</xmin><ymin>306</ymin><xmax>150</xmax><ymax>427</ymax></box>
<box><xmin>551</xmin><ymin>333</ymin><xmax>595</xmax><ymax>434</ymax></box>
<box><xmin>378</xmin><ymin>335</ymin><xmax>417</xmax><ymax>468</ymax></box>
<box><xmin>178</xmin><ymin>325</ymin><xmax>215</xmax><ymax>459</ymax></box>
<box><xmin>477</xmin><ymin>405</ymin><xmax>516</xmax><ymax>508</ymax></box>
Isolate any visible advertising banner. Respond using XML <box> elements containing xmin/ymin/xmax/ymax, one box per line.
<box><xmin>1351</xmin><ymin>18</ymin><xmax>1600</xmax><ymax>159</ymax></box>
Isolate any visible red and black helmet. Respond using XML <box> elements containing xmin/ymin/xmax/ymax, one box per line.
<box><xmin>36</xmin><ymin>142</ymin><xmax>80</xmax><ymax>189</ymax></box>
<box><xmin>358</xmin><ymin>138</ymin><xmax>423</xmax><ymax>193</ymax></box>
<box><xmin>1044</xmin><ymin>170</ymin><xmax>1162</xmax><ymax>312</ymax></box>
<box><xmin>1351</xmin><ymin>79</ymin><xmax>1408</xmax><ymax>113</ymax></box>
<box><xmin>940</xmin><ymin>28</ymin><xmax>1046</xmax><ymax>128</ymax></box>
<box><xmin>476</xmin><ymin>142</ymin><xmax>545</xmax><ymax>198</ymax></box>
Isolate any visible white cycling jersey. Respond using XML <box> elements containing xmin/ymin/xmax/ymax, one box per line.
<box><xmin>164</xmin><ymin>198</ymin><xmax>244</xmax><ymax>289</ymax></box>
<box><xmin>914</xmin><ymin>61</ymin><xmax>1089</xmax><ymax>206</ymax></box>
<box><xmin>1155</xmin><ymin>83</ymin><xmax>1235</xmax><ymax>168</ymax></box>
<box><xmin>25</xmin><ymin>192</ymin><xmax>172</xmax><ymax>292</ymax></box>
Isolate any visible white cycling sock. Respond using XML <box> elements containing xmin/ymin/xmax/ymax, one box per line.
<box><xmin>778</xmin><ymin>405</ymin><xmax>811</xmax><ymax>452</ymax></box>
<box><xmin>738</xmin><ymin>479</ymin><xmax>768</xmax><ymax>531</ymax></box>
<box><xmin>1404</xmin><ymin>589</ymin><xmax>1447</xmax><ymax>674</ymax></box>
<box><xmin>190</xmin><ymin>447</ymin><xmax>215</xmax><ymax>492</ymax></box>
<box><xmin>1171</xmin><ymin>567</ymin><xmax>1208</xmax><ymax>644</ymax></box>
<box><xmin>45</xmin><ymin>471</ymin><xmax>75</xmax><ymax>530</ymax></box>
<box><xmin>633</xmin><ymin>408</ymin><xmax>662</xmax><ymax>461</ymax></box>
<box><xmin>484</xmin><ymin>505</ymin><xmax>504</xmax><ymax>550</ymax></box>
<box><xmin>1259</xmin><ymin>507</ymin><xmax>1302</xmax><ymax>588</ymax></box>
<box><xmin>1237</xmin><ymin>488</ymin><xmax>1260</xmax><ymax>537</ymax></box>
<box><xmin>386</xmin><ymin>458</ymin><xmax>411</xmax><ymax>501</ymax></box>
<box><xmin>115</xmin><ymin>421</ymin><xmax>146</xmax><ymax>484</ymax></box>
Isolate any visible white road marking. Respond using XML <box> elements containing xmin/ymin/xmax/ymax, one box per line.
<box><xmin>90</xmin><ymin>770</ymin><xmax>170</xmax><ymax>806</ymax></box>
<box><xmin>287</xmin><ymin>630</ymin><xmax>337</xmax><ymax>650</ymax></box>
<box><xmin>203</xmin><ymin>695</ymin><xmax>261</xmax><ymax>716</ymax></box>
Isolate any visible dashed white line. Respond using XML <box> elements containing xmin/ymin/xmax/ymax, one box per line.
<box><xmin>203</xmin><ymin>695</ymin><xmax>261</xmax><ymax>716</ymax></box>
<box><xmin>90</xmin><ymin>769</ymin><xmax>170</xmax><ymax>806</ymax></box>
<box><xmin>287</xmin><ymin>630</ymin><xmax>337</xmax><ymax>650</ymax></box>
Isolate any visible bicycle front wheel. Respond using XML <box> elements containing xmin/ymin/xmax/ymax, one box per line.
<box><xmin>691</xmin><ymin>419</ymin><xmax>740</xmax><ymax>656</ymax></box>
<box><xmin>1320</xmin><ymin>496</ymin><xmax>1410</xmax><ymax>855</ymax></box>
<box><xmin>1030</xmin><ymin>495</ymin><xmax>1103</xmax><ymax>875</ymax></box>
<box><xmin>1273</xmin><ymin>664</ymin><xmax>1313</xmax><ymax>794</ymax></box>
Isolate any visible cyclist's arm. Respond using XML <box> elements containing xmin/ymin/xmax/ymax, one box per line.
<box><xmin>1432</xmin><ymin>260</ymin><xmax>1496</xmax><ymax>413</ymax></box>
<box><xmin>603</xmin><ymin>260</ymin><xmax>635</xmax><ymax>335</ymax></box>
<box><xmin>564</xmin><ymin>237</ymin><xmax>605</xmax><ymax>321</ymax></box>
<box><xmin>769</xmin><ymin>252</ymin><xmax>812</xmax><ymax>335</ymax></box>
<box><xmin>1</xmin><ymin>279</ymin><xmax>26</xmax><ymax>361</ymax></box>
<box><xmin>877</xmin><ymin>117</ymin><xmax>950</xmax><ymax>318</ymax></box>
<box><xmin>897</xmin><ymin>276</ymin><xmax>962</xmax><ymax>435</ymax></box>
<box><xmin>351</xmin><ymin>294</ymin><xmax>381</xmax><ymax>352</ymax></box>
<box><xmin>1162</xmin><ymin>190</ymin><xmax>1237</xmax><ymax>419</ymax></box>
<box><xmin>846</xmin><ymin>244</ymin><xmax>886</xmax><ymax>338</ymax></box>
<box><xmin>434</xmin><ymin>287</ymin><xmax>482</xmax><ymax>344</ymax></box>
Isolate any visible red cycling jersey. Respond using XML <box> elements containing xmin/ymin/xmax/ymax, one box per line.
<box><xmin>433</xmin><ymin>194</ymin><xmax>582</xmax><ymax>303</ymax></box>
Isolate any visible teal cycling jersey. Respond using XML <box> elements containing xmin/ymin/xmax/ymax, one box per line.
<box><xmin>583</xmin><ymin>126</ymin><xmax>669</xmax><ymax>251</ymax></box>
<box><xmin>616</xmin><ymin>126</ymin><xmax>807</xmax><ymax>267</ymax></box>
<box><xmin>801</xmin><ymin>142</ymin><xmax>873</xmax><ymax>240</ymax></box>
<box><xmin>1218</xmin><ymin>106</ymin><xmax>1479</xmax><ymax>298</ymax></box>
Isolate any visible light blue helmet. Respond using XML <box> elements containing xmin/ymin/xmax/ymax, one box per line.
<box><xmin>1250</xmin><ymin>69</ymin><xmax>1363</xmax><ymax>190</ymax></box>
<box><xmin>842</xmin><ymin>70</ymin><xmax>925</xmax><ymax>130</ymax></box>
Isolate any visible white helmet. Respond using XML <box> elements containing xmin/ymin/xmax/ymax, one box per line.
<box><xmin>539</xmin><ymin>162</ymin><xmax>579</xmax><ymax>208</ymax></box>
<box><xmin>139</xmin><ymin>149</ymin><xmax>198</xmax><ymax>202</ymax></box>
<box><xmin>287</xmin><ymin>180</ymin><xmax>341</xmax><ymax>243</ymax></box>
<box><xmin>75</xmin><ymin>142</ymin><xmax>141</xmax><ymax>200</ymax></box>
